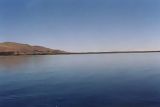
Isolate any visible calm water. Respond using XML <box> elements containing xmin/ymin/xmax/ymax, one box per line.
<box><xmin>0</xmin><ymin>53</ymin><xmax>160</xmax><ymax>107</ymax></box>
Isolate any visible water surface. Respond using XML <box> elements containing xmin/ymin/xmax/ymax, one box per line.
<box><xmin>0</xmin><ymin>53</ymin><xmax>160</xmax><ymax>107</ymax></box>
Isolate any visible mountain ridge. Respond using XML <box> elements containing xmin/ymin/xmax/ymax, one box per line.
<box><xmin>0</xmin><ymin>42</ymin><xmax>67</xmax><ymax>55</ymax></box>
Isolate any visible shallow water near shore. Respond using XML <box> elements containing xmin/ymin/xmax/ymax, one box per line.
<box><xmin>0</xmin><ymin>53</ymin><xmax>160</xmax><ymax>107</ymax></box>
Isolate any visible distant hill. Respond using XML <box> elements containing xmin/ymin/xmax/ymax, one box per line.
<box><xmin>0</xmin><ymin>42</ymin><xmax>67</xmax><ymax>55</ymax></box>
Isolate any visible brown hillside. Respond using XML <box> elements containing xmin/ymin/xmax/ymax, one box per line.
<box><xmin>0</xmin><ymin>42</ymin><xmax>66</xmax><ymax>55</ymax></box>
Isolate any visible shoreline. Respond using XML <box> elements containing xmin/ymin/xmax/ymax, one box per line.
<box><xmin>68</xmin><ymin>51</ymin><xmax>160</xmax><ymax>54</ymax></box>
<box><xmin>0</xmin><ymin>51</ymin><xmax>160</xmax><ymax>56</ymax></box>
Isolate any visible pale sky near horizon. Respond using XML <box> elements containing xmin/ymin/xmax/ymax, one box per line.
<box><xmin>0</xmin><ymin>0</ymin><xmax>160</xmax><ymax>52</ymax></box>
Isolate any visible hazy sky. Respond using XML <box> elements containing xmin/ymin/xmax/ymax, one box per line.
<box><xmin>0</xmin><ymin>0</ymin><xmax>160</xmax><ymax>52</ymax></box>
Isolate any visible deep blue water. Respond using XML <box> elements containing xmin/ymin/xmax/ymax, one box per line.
<box><xmin>0</xmin><ymin>53</ymin><xmax>160</xmax><ymax>107</ymax></box>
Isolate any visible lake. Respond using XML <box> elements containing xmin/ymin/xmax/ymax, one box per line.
<box><xmin>0</xmin><ymin>53</ymin><xmax>160</xmax><ymax>107</ymax></box>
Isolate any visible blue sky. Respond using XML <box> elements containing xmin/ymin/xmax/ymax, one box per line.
<box><xmin>0</xmin><ymin>0</ymin><xmax>160</xmax><ymax>52</ymax></box>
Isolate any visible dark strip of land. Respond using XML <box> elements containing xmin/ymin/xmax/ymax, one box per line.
<box><xmin>62</xmin><ymin>51</ymin><xmax>160</xmax><ymax>55</ymax></box>
<box><xmin>0</xmin><ymin>51</ymin><xmax>160</xmax><ymax>56</ymax></box>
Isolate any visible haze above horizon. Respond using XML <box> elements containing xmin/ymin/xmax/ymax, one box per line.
<box><xmin>0</xmin><ymin>0</ymin><xmax>160</xmax><ymax>52</ymax></box>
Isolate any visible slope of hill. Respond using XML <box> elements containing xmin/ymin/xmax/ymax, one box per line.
<box><xmin>0</xmin><ymin>42</ymin><xmax>67</xmax><ymax>55</ymax></box>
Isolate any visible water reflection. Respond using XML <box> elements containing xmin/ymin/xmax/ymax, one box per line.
<box><xmin>0</xmin><ymin>56</ymin><xmax>48</xmax><ymax>71</ymax></box>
